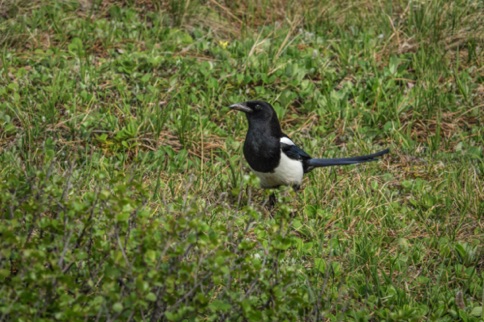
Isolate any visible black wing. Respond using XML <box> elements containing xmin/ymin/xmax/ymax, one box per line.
<box><xmin>280</xmin><ymin>142</ymin><xmax>311</xmax><ymax>161</ymax></box>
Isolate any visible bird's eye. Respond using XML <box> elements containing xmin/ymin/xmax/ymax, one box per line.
<box><xmin>254</xmin><ymin>105</ymin><xmax>262</xmax><ymax>110</ymax></box>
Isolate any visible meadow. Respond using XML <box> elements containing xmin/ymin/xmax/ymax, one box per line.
<box><xmin>0</xmin><ymin>0</ymin><xmax>483</xmax><ymax>320</ymax></box>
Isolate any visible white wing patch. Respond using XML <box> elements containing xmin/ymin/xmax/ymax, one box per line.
<box><xmin>280</xmin><ymin>137</ymin><xmax>295</xmax><ymax>145</ymax></box>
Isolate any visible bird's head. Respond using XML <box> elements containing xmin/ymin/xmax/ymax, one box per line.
<box><xmin>229</xmin><ymin>100</ymin><xmax>277</xmax><ymax>123</ymax></box>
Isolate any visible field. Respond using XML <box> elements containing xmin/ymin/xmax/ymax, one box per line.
<box><xmin>0</xmin><ymin>0</ymin><xmax>483</xmax><ymax>320</ymax></box>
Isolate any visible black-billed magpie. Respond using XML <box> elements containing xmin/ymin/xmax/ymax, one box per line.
<box><xmin>230</xmin><ymin>100</ymin><xmax>389</xmax><ymax>190</ymax></box>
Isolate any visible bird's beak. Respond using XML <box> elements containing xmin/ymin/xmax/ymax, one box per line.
<box><xmin>229</xmin><ymin>103</ymin><xmax>252</xmax><ymax>113</ymax></box>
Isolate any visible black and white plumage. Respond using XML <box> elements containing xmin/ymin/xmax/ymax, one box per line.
<box><xmin>230</xmin><ymin>100</ymin><xmax>389</xmax><ymax>190</ymax></box>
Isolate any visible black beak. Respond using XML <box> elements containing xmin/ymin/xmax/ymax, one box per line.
<box><xmin>229</xmin><ymin>103</ymin><xmax>252</xmax><ymax>113</ymax></box>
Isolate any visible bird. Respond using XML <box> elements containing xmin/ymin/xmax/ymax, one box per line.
<box><xmin>229</xmin><ymin>100</ymin><xmax>389</xmax><ymax>192</ymax></box>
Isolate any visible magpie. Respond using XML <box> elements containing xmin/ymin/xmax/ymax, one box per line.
<box><xmin>229</xmin><ymin>100</ymin><xmax>389</xmax><ymax>190</ymax></box>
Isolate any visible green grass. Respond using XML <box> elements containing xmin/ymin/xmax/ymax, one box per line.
<box><xmin>0</xmin><ymin>0</ymin><xmax>483</xmax><ymax>320</ymax></box>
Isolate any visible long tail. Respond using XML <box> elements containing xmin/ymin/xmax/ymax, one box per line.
<box><xmin>306</xmin><ymin>149</ymin><xmax>389</xmax><ymax>169</ymax></box>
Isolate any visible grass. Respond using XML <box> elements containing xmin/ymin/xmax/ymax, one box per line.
<box><xmin>0</xmin><ymin>0</ymin><xmax>483</xmax><ymax>320</ymax></box>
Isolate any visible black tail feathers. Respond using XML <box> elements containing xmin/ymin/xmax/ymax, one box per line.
<box><xmin>306</xmin><ymin>149</ymin><xmax>389</xmax><ymax>171</ymax></box>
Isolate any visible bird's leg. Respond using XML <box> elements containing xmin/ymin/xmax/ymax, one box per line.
<box><xmin>290</xmin><ymin>184</ymin><xmax>303</xmax><ymax>217</ymax></box>
<box><xmin>268</xmin><ymin>192</ymin><xmax>277</xmax><ymax>209</ymax></box>
<box><xmin>260</xmin><ymin>190</ymin><xmax>277</xmax><ymax>211</ymax></box>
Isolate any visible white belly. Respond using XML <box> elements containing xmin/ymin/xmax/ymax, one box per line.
<box><xmin>252</xmin><ymin>151</ymin><xmax>304</xmax><ymax>188</ymax></box>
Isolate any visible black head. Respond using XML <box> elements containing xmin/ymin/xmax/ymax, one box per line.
<box><xmin>229</xmin><ymin>100</ymin><xmax>283</xmax><ymax>137</ymax></box>
<box><xmin>229</xmin><ymin>100</ymin><xmax>278</xmax><ymax>122</ymax></box>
